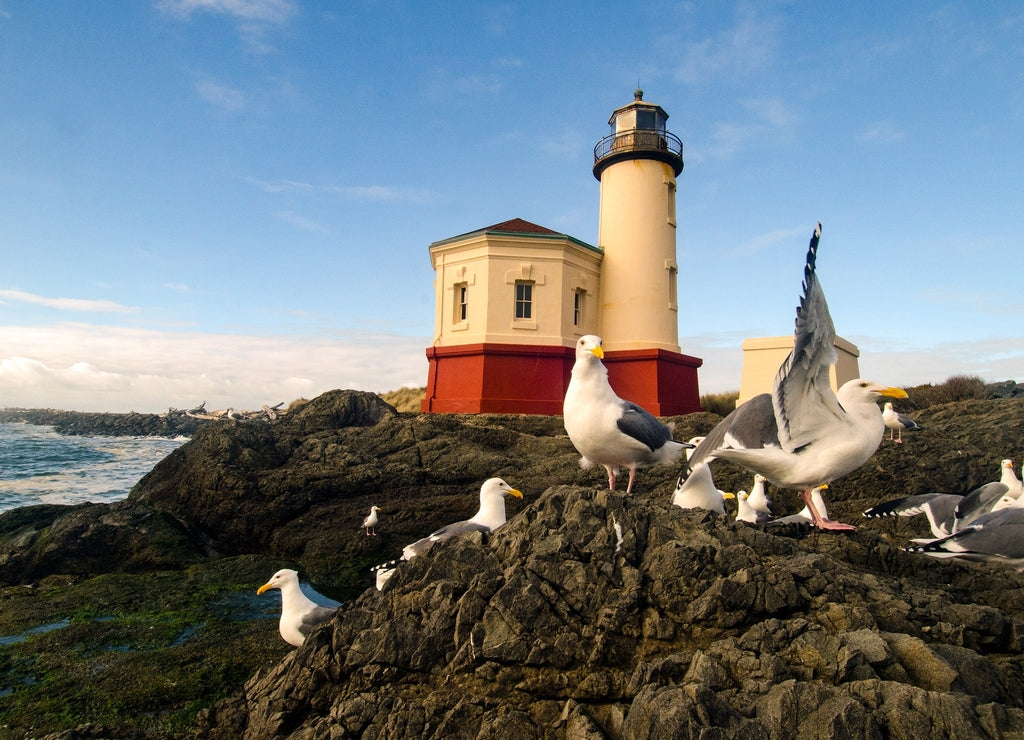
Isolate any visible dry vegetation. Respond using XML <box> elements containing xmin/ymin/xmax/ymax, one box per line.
<box><xmin>379</xmin><ymin>386</ymin><xmax>426</xmax><ymax>413</ymax></box>
<box><xmin>377</xmin><ymin>376</ymin><xmax>1009</xmax><ymax>417</ymax></box>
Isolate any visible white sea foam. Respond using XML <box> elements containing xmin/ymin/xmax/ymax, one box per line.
<box><xmin>0</xmin><ymin>423</ymin><xmax>186</xmax><ymax>513</ymax></box>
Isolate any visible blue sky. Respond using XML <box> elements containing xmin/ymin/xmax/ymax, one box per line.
<box><xmin>1</xmin><ymin>1</ymin><xmax>1021</xmax><ymax>413</ymax></box>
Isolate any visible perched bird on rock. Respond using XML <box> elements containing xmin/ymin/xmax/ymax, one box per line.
<box><xmin>373</xmin><ymin>478</ymin><xmax>522</xmax><ymax>589</ymax></box>
<box><xmin>257</xmin><ymin>568</ymin><xmax>338</xmax><ymax>647</ymax></box>
<box><xmin>882</xmin><ymin>402</ymin><xmax>922</xmax><ymax>443</ymax></box>
<box><xmin>564</xmin><ymin>334</ymin><xmax>691</xmax><ymax>493</ymax></box>
<box><xmin>362</xmin><ymin>505</ymin><xmax>382</xmax><ymax>536</ymax></box>
<box><xmin>676</xmin><ymin>223</ymin><xmax>907</xmax><ymax>530</ymax></box>
<box><xmin>671</xmin><ymin>463</ymin><xmax>734</xmax><ymax>514</ymax></box>
<box><xmin>746</xmin><ymin>473</ymin><xmax>772</xmax><ymax>519</ymax></box>
<box><xmin>736</xmin><ymin>490</ymin><xmax>771</xmax><ymax>524</ymax></box>
<box><xmin>999</xmin><ymin>459</ymin><xmax>1023</xmax><ymax>500</ymax></box>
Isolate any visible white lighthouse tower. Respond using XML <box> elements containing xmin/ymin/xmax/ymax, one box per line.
<box><xmin>589</xmin><ymin>89</ymin><xmax>700</xmax><ymax>415</ymax></box>
<box><xmin>594</xmin><ymin>88</ymin><xmax>683</xmax><ymax>352</ymax></box>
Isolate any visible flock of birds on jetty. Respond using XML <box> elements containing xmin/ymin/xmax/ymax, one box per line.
<box><xmin>257</xmin><ymin>223</ymin><xmax>1024</xmax><ymax>648</ymax></box>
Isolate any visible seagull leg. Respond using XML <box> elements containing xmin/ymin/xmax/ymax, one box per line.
<box><xmin>605</xmin><ymin>465</ymin><xmax>617</xmax><ymax>491</ymax></box>
<box><xmin>801</xmin><ymin>488</ymin><xmax>856</xmax><ymax>531</ymax></box>
<box><xmin>896</xmin><ymin>430</ymin><xmax>903</xmax><ymax>444</ymax></box>
<box><xmin>626</xmin><ymin>465</ymin><xmax>637</xmax><ymax>494</ymax></box>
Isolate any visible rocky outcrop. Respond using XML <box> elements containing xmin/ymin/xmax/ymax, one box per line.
<box><xmin>194</xmin><ymin>483</ymin><xmax>1024</xmax><ymax>738</ymax></box>
<box><xmin>2</xmin><ymin>390</ymin><xmax>1024</xmax><ymax>738</ymax></box>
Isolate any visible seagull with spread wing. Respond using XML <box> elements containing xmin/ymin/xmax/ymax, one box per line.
<box><xmin>675</xmin><ymin>223</ymin><xmax>907</xmax><ymax>530</ymax></box>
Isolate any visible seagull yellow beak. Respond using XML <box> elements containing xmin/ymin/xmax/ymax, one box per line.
<box><xmin>507</xmin><ymin>488</ymin><xmax>523</xmax><ymax>499</ymax></box>
<box><xmin>880</xmin><ymin>387</ymin><xmax>908</xmax><ymax>399</ymax></box>
<box><xmin>590</xmin><ymin>346</ymin><xmax>604</xmax><ymax>359</ymax></box>
<box><xmin>722</xmin><ymin>492</ymin><xmax>735</xmax><ymax>500</ymax></box>
<box><xmin>256</xmin><ymin>582</ymin><xmax>273</xmax><ymax>595</ymax></box>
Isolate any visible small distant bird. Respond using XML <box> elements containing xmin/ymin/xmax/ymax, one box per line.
<box><xmin>882</xmin><ymin>402</ymin><xmax>922</xmax><ymax>443</ymax></box>
<box><xmin>563</xmin><ymin>334</ymin><xmax>691</xmax><ymax>493</ymax></box>
<box><xmin>373</xmin><ymin>478</ymin><xmax>523</xmax><ymax>589</ymax></box>
<box><xmin>736</xmin><ymin>491</ymin><xmax>771</xmax><ymax>524</ymax></box>
<box><xmin>362</xmin><ymin>505</ymin><xmax>382</xmax><ymax>536</ymax></box>
<box><xmin>671</xmin><ymin>462</ymin><xmax>734</xmax><ymax>514</ymax></box>
<box><xmin>678</xmin><ymin>223</ymin><xmax>908</xmax><ymax>530</ymax></box>
<box><xmin>746</xmin><ymin>473</ymin><xmax>772</xmax><ymax>518</ymax></box>
<box><xmin>257</xmin><ymin>568</ymin><xmax>338</xmax><ymax>647</ymax></box>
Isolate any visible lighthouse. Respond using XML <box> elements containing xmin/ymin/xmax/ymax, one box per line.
<box><xmin>594</xmin><ymin>88</ymin><xmax>683</xmax><ymax>353</ymax></box>
<box><xmin>420</xmin><ymin>91</ymin><xmax>702</xmax><ymax>416</ymax></box>
<box><xmin>589</xmin><ymin>89</ymin><xmax>701</xmax><ymax>415</ymax></box>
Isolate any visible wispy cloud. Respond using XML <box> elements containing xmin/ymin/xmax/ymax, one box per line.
<box><xmin>195</xmin><ymin>79</ymin><xmax>246</xmax><ymax>111</ymax></box>
<box><xmin>162</xmin><ymin>283</ymin><xmax>191</xmax><ymax>292</ymax></box>
<box><xmin>674</xmin><ymin>4</ymin><xmax>781</xmax><ymax>85</ymax></box>
<box><xmin>243</xmin><ymin>176</ymin><xmax>315</xmax><ymax>193</ymax></box>
<box><xmin>735</xmin><ymin>226</ymin><xmax>809</xmax><ymax>256</ymax></box>
<box><xmin>241</xmin><ymin>176</ymin><xmax>442</xmax><ymax>205</ymax></box>
<box><xmin>326</xmin><ymin>185</ymin><xmax>443</xmax><ymax>205</ymax></box>
<box><xmin>156</xmin><ymin>0</ymin><xmax>296</xmax><ymax>53</ymax></box>
<box><xmin>859</xmin><ymin>120</ymin><xmax>906</xmax><ymax>143</ymax></box>
<box><xmin>0</xmin><ymin>289</ymin><xmax>138</xmax><ymax>314</ymax></box>
<box><xmin>275</xmin><ymin>210</ymin><xmax>329</xmax><ymax>234</ymax></box>
<box><xmin>156</xmin><ymin>0</ymin><xmax>295</xmax><ymax>24</ymax></box>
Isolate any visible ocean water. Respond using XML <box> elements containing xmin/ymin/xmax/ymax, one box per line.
<box><xmin>0</xmin><ymin>423</ymin><xmax>187</xmax><ymax>514</ymax></box>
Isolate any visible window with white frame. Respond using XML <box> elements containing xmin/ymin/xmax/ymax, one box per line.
<box><xmin>454</xmin><ymin>283</ymin><xmax>468</xmax><ymax>323</ymax></box>
<box><xmin>514</xmin><ymin>281</ymin><xmax>533</xmax><ymax>320</ymax></box>
<box><xmin>573</xmin><ymin>289</ymin><xmax>585</xmax><ymax>327</ymax></box>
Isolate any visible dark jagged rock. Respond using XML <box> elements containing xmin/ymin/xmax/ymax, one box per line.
<box><xmin>193</xmin><ymin>484</ymin><xmax>1024</xmax><ymax>738</ymax></box>
<box><xmin>1</xmin><ymin>390</ymin><xmax>1023</xmax><ymax>738</ymax></box>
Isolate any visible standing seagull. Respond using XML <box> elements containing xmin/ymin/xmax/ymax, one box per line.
<box><xmin>362</xmin><ymin>505</ymin><xmax>382</xmax><ymax>536</ymax></box>
<box><xmin>882</xmin><ymin>402</ymin><xmax>922</xmax><ymax>443</ymax></box>
<box><xmin>257</xmin><ymin>568</ymin><xmax>338</xmax><ymax>647</ymax></box>
<box><xmin>564</xmin><ymin>334</ymin><xmax>691</xmax><ymax>493</ymax></box>
<box><xmin>677</xmin><ymin>223</ymin><xmax>907</xmax><ymax>530</ymax></box>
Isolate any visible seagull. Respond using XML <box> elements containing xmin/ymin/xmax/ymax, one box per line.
<box><xmin>373</xmin><ymin>478</ymin><xmax>523</xmax><ymax>589</ymax></box>
<box><xmin>863</xmin><ymin>491</ymin><xmax>966</xmax><ymax>538</ymax></box>
<box><xmin>563</xmin><ymin>334</ymin><xmax>691</xmax><ymax>493</ymax></box>
<box><xmin>401</xmin><ymin>478</ymin><xmax>522</xmax><ymax>559</ymax></box>
<box><xmin>685</xmin><ymin>437</ymin><xmax>706</xmax><ymax>462</ymax></box>
<box><xmin>678</xmin><ymin>223</ymin><xmax>907</xmax><ymax>531</ymax></box>
<box><xmin>746</xmin><ymin>473</ymin><xmax>772</xmax><ymax>518</ymax></box>
<box><xmin>670</xmin><ymin>462</ymin><xmax>734</xmax><ymax>514</ymax></box>
<box><xmin>904</xmin><ymin>507</ymin><xmax>1024</xmax><ymax>570</ymax></box>
<box><xmin>362</xmin><ymin>505</ymin><xmax>382</xmax><ymax>536</ymax></box>
<box><xmin>257</xmin><ymin>568</ymin><xmax>338</xmax><ymax>647</ymax></box>
<box><xmin>882</xmin><ymin>402</ymin><xmax>922</xmax><ymax>443</ymax></box>
<box><xmin>736</xmin><ymin>490</ymin><xmax>771</xmax><ymax>524</ymax></box>
<box><xmin>862</xmin><ymin>482</ymin><xmax>1010</xmax><ymax>540</ymax></box>
<box><xmin>999</xmin><ymin>459</ymin><xmax>1023</xmax><ymax>500</ymax></box>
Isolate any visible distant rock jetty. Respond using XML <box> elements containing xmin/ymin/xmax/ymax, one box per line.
<box><xmin>0</xmin><ymin>401</ymin><xmax>288</xmax><ymax>438</ymax></box>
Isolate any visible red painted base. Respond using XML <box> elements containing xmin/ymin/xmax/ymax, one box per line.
<box><xmin>421</xmin><ymin>343</ymin><xmax>703</xmax><ymax>416</ymax></box>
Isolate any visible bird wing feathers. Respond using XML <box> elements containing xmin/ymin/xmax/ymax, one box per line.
<box><xmin>616</xmin><ymin>401</ymin><xmax>672</xmax><ymax>451</ymax></box>
<box><xmin>772</xmin><ymin>222</ymin><xmax>847</xmax><ymax>453</ymax></box>
<box><xmin>298</xmin><ymin>605</ymin><xmax>337</xmax><ymax>637</ymax></box>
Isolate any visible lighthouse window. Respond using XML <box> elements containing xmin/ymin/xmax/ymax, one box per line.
<box><xmin>636</xmin><ymin>109</ymin><xmax>657</xmax><ymax>130</ymax></box>
<box><xmin>454</xmin><ymin>283</ymin><xmax>468</xmax><ymax>323</ymax></box>
<box><xmin>573</xmin><ymin>289</ymin><xmax>584</xmax><ymax>327</ymax></box>
<box><xmin>514</xmin><ymin>281</ymin><xmax>533</xmax><ymax>319</ymax></box>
